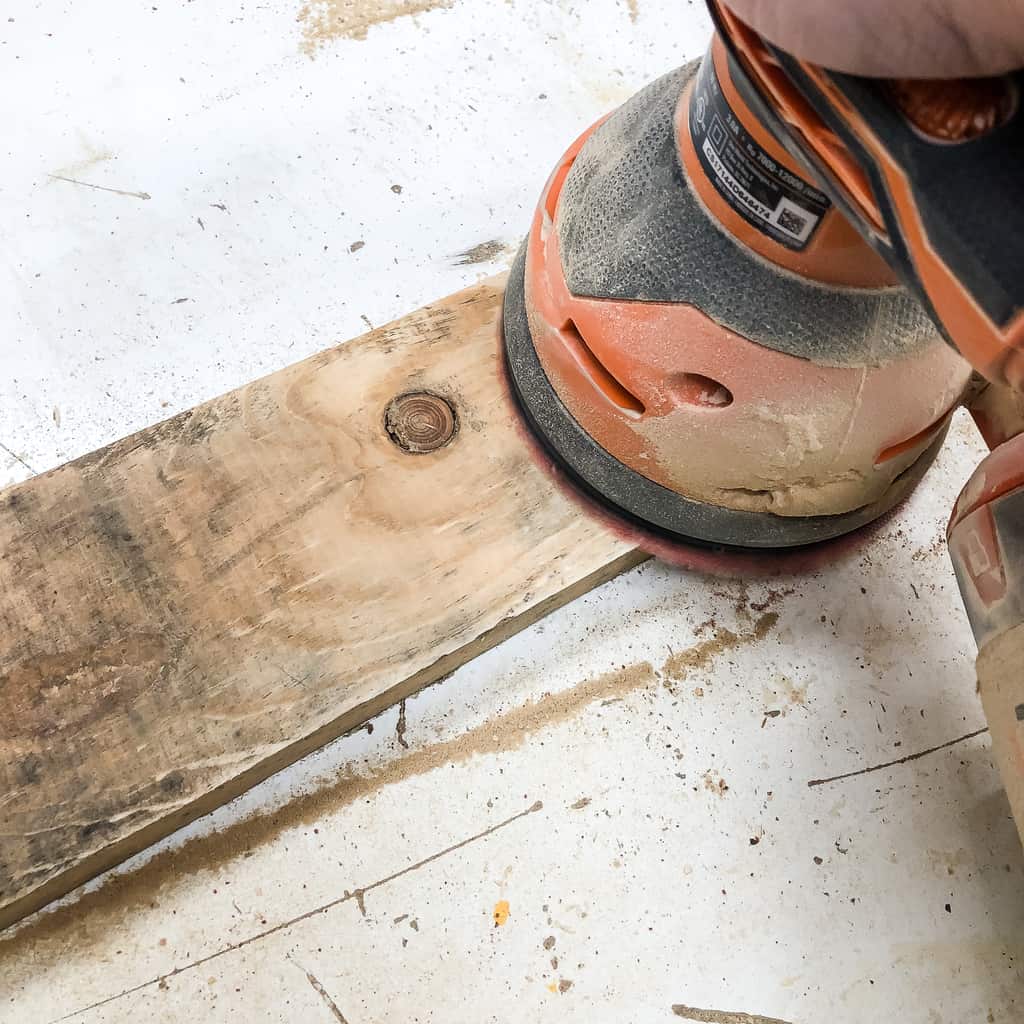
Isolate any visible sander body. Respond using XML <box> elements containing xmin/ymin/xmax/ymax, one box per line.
<box><xmin>504</xmin><ymin>38</ymin><xmax>970</xmax><ymax>556</ymax></box>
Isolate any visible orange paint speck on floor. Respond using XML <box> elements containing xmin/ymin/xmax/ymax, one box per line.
<box><xmin>493</xmin><ymin>900</ymin><xmax>511</xmax><ymax>927</ymax></box>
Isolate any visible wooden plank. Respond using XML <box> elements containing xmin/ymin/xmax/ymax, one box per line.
<box><xmin>0</xmin><ymin>277</ymin><xmax>640</xmax><ymax>931</ymax></box>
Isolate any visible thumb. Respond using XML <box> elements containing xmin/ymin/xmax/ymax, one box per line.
<box><xmin>722</xmin><ymin>0</ymin><xmax>1024</xmax><ymax>78</ymax></box>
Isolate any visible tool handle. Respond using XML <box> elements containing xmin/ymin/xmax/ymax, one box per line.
<box><xmin>976</xmin><ymin>624</ymin><xmax>1024</xmax><ymax>838</ymax></box>
<box><xmin>709</xmin><ymin>0</ymin><xmax>1024</xmax><ymax>388</ymax></box>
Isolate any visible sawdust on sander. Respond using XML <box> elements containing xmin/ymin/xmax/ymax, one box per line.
<box><xmin>298</xmin><ymin>0</ymin><xmax>453</xmax><ymax>52</ymax></box>
<box><xmin>632</xmin><ymin>328</ymin><xmax>973</xmax><ymax>519</ymax></box>
<box><xmin>1</xmin><ymin>662</ymin><xmax>656</xmax><ymax>964</ymax></box>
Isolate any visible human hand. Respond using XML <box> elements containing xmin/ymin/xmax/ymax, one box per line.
<box><xmin>723</xmin><ymin>0</ymin><xmax>1024</xmax><ymax>77</ymax></box>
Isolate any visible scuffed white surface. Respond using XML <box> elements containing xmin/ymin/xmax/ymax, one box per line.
<box><xmin>2</xmin><ymin>2</ymin><xmax>1020</xmax><ymax>1023</ymax></box>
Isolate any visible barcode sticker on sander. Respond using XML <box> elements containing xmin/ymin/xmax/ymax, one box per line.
<box><xmin>689</xmin><ymin>54</ymin><xmax>830</xmax><ymax>251</ymax></box>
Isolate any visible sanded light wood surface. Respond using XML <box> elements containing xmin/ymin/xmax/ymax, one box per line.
<box><xmin>0</xmin><ymin>277</ymin><xmax>638</xmax><ymax>931</ymax></box>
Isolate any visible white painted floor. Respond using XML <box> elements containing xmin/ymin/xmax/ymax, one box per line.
<box><xmin>1</xmin><ymin>2</ymin><xmax>1021</xmax><ymax>1022</ymax></box>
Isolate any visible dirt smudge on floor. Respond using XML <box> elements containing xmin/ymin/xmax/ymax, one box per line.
<box><xmin>702</xmin><ymin>770</ymin><xmax>729</xmax><ymax>797</ymax></box>
<box><xmin>51</xmin><ymin>143</ymin><xmax>113</xmax><ymax>181</ymax></box>
<box><xmin>673</xmin><ymin>1004</ymin><xmax>793</xmax><ymax>1024</ymax></box>
<box><xmin>298</xmin><ymin>0</ymin><xmax>454</xmax><ymax>53</ymax></box>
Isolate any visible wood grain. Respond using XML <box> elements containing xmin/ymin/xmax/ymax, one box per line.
<box><xmin>0</xmin><ymin>277</ymin><xmax>639</xmax><ymax>931</ymax></box>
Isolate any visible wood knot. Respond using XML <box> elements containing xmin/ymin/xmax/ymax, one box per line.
<box><xmin>384</xmin><ymin>392</ymin><xmax>458</xmax><ymax>454</ymax></box>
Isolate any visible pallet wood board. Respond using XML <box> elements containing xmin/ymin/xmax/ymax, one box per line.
<box><xmin>0</xmin><ymin>276</ymin><xmax>640</xmax><ymax>931</ymax></box>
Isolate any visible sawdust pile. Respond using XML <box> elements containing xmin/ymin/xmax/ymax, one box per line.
<box><xmin>298</xmin><ymin>0</ymin><xmax>454</xmax><ymax>53</ymax></box>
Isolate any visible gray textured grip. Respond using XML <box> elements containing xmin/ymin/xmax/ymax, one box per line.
<box><xmin>555</xmin><ymin>63</ymin><xmax>940</xmax><ymax>369</ymax></box>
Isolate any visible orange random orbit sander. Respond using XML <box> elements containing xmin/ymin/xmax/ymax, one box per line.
<box><xmin>503</xmin><ymin>31</ymin><xmax>974</xmax><ymax>567</ymax></box>
<box><xmin>502</xmin><ymin>3</ymin><xmax>1024</xmax><ymax>831</ymax></box>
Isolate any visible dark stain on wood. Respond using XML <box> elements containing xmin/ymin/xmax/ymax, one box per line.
<box><xmin>160</xmin><ymin>771</ymin><xmax>186</xmax><ymax>795</ymax></box>
<box><xmin>2</xmin><ymin>634</ymin><xmax>171</xmax><ymax>740</ymax></box>
<box><xmin>17</xmin><ymin>755</ymin><xmax>42</xmax><ymax>786</ymax></box>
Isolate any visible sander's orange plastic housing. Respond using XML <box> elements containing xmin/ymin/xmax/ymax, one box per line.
<box><xmin>503</xmin><ymin>37</ymin><xmax>971</xmax><ymax>555</ymax></box>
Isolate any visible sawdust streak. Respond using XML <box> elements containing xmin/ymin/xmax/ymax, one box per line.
<box><xmin>51</xmin><ymin>802</ymin><xmax>542</xmax><ymax>1023</ymax></box>
<box><xmin>807</xmin><ymin>727</ymin><xmax>989</xmax><ymax>788</ymax></box>
<box><xmin>673</xmin><ymin>1004</ymin><xmax>793</xmax><ymax>1024</ymax></box>
<box><xmin>664</xmin><ymin>613</ymin><xmax>778</xmax><ymax>685</ymax></box>
<box><xmin>289</xmin><ymin>957</ymin><xmax>350</xmax><ymax>1023</ymax></box>
<box><xmin>453</xmin><ymin>239</ymin><xmax>514</xmax><ymax>266</ymax></box>
<box><xmin>626</xmin><ymin>0</ymin><xmax>640</xmax><ymax>21</ymax></box>
<box><xmin>298</xmin><ymin>0</ymin><xmax>453</xmax><ymax>54</ymax></box>
<box><xmin>1</xmin><ymin>664</ymin><xmax>655</xmax><ymax>963</ymax></box>
<box><xmin>5</xmin><ymin>613</ymin><xmax>779</xmax><ymax>965</ymax></box>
